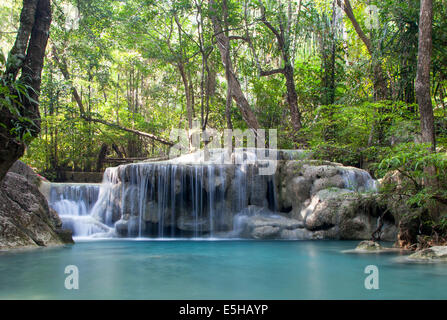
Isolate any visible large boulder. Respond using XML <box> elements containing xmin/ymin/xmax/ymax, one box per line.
<box><xmin>276</xmin><ymin>160</ymin><xmax>378</xmax><ymax>220</ymax></box>
<box><xmin>380</xmin><ymin>170</ymin><xmax>431</xmax><ymax>248</ymax></box>
<box><xmin>301</xmin><ymin>189</ymin><xmax>397</xmax><ymax>241</ymax></box>
<box><xmin>0</xmin><ymin>161</ymin><xmax>73</xmax><ymax>250</ymax></box>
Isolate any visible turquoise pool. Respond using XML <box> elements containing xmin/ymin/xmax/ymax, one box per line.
<box><xmin>0</xmin><ymin>240</ymin><xmax>446</xmax><ymax>299</ymax></box>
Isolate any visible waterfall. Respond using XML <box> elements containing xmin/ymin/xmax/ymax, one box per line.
<box><xmin>341</xmin><ymin>168</ymin><xmax>378</xmax><ymax>192</ymax></box>
<box><xmin>88</xmin><ymin>162</ymin><xmax>241</xmax><ymax>238</ymax></box>
<box><xmin>48</xmin><ymin>149</ymin><xmax>379</xmax><ymax>239</ymax></box>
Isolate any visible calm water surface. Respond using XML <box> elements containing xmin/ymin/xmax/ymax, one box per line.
<box><xmin>0</xmin><ymin>240</ymin><xmax>446</xmax><ymax>299</ymax></box>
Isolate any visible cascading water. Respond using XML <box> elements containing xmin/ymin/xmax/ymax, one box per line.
<box><xmin>341</xmin><ymin>168</ymin><xmax>378</xmax><ymax>192</ymax></box>
<box><xmin>66</xmin><ymin>161</ymin><xmax>235</xmax><ymax>238</ymax></box>
<box><xmin>49</xmin><ymin>183</ymin><xmax>112</xmax><ymax>237</ymax></box>
<box><xmin>48</xmin><ymin>149</ymin><xmax>379</xmax><ymax>239</ymax></box>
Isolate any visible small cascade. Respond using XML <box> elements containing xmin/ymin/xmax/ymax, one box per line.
<box><xmin>49</xmin><ymin>183</ymin><xmax>112</xmax><ymax>237</ymax></box>
<box><xmin>50</xmin><ymin>183</ymin><xmax>99</xmax><ymax>215</ymax></box>
<box><xmin>341</xmin><ymin>168</ymin><xmax>378</xmax><ymax>192</ymax></box>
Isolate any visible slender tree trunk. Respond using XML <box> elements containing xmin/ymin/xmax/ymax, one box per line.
<box><xmin>175</xmin><ymin>14</ymin><xmax>194</xmax><ymax>130</ymax></box>
<box><xmin>225</xmin><ymin>84</ymin><xmax>233</xmax><ymax>129</ymax></box>
<box><xmin>415</xmin><ymin>0</ymin><xmax>438</xmax><ymax>221</ymax></box>
<box><xmin>178</xmin><ymin>63</ymin><xmax>193</xmax><ymax>129</ymax></box>
<box><xmin>415</xmin><ymin>0</ymin><xmax>436</xmax><ymax>151</ymax></box>
<box><xmin>254</xmin><ymin>1</ymin><xmax>302</xmax><ymax>133</ymax></box>
<box><xmin>283</xmin><ymin>64</ymin><xmax>301</xmax><ymax>131</ymax></box>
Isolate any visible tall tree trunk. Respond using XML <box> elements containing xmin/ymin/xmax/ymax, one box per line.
<box><xmin>209</xmin><ymin>0</ymin><xmax>259</xmax><ymax>131</ymax></box>
<box><xmin>225</xmin><ymin>84</ymin><xmax>233</xmax><ymax>129</ymax></box>
<box><xmin>415</xmin><ymin>0</ymin><xmax>438</xmax><ymax>221</ymax></box>
<box><xmin>415</xmin><ymin>0</ymin><xmax>436</xmax><ymax>151</ymax></box>
<box><xmin>283</xmin><ymin>64</ymin><xmax>302</xmax><ymax>131</ymax></box>
<box><xmin>0</xmin><ymin>0</ymin><xmax>51</xmax><ymax>182</ymax></box>
<box><xmin>254</xmin><ymin>1</ymin><xmax>302</xmax><ymax>132</ymax></box>
<box><xmin>178</xmin><ymin>62</ymin><xmax>193</xmax><ymax>129</ymax></box>
<box><xmin>175</xmin><ymin>14</ymin><xmax>194</xmax><ymax>130</ymax></box>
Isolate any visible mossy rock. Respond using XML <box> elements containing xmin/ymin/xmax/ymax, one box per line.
<box><xmin>356</xmin><ymin>240</ymin><xmax>383</xmax><ymax>251</ymax></box>
<box><xmin>407</xmin><ymin>246</ymin><xmax>447</xmax><ymax>262</ymax></box>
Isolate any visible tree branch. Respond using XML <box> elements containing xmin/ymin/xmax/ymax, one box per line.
<box><xmin>51</xmin><ymin>45</ymin><xmax>174</xmax><ymax>147</ymax></box>
<box><xmin>336</xmin><ymin>0</ymin><xmax>373</xmax><ymax>55</ymax></box>
<box><xmin>228</xmin><ymin>35</ymin><xmax>248</xmax><ymax>41</ymax></box>
<box><xmin>81</xmin><ymin>115</ymin><xmax>174</xmax><ymax>146</ymax></box>
<box><xmin>259</xmin><ymin>0</ymin><xmax>285</xmax><ymax>49</ymax></box>
<box><xmin>260</xmin><ymin>68</ymin><xmax>285</xmax><ymax>76</ymax></box>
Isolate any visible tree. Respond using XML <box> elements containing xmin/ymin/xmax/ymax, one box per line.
<box><xmin>244</xmin><ymin>0</ymin><xmax>303</xmax><ymax>133</ymax></box>
<box><xmin>0</xmin><ymin>0</ymin><xmax>51</xmax><ymax>181</ymax></box>
<box><xmin>415</xmin><ymin>0</ymin><xmax>436</xmax><ymax>151</ymax></box>
<box><xmin>51</xmin><ymin>45</ymin><xmax>174</xmax><ymax>147</ymax></box>
<box><xmin>415</xmin><ymin>0</ymin><xmax>439</xmax><ymax>222</ymax></box>
<box><xmin>209</xmin><ymin>0</ymin><xmax>260</xmax><ymax>131</ymax></box>
<box><xmin>337</xmin><ymin>0</ymin><xmax>387</xmax><ymax>100</ymax></box>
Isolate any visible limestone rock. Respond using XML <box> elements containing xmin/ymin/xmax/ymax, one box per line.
<box><xmin>177</xmin><ymin>215</ymin><xmax>211</xmax><ymax>232</ymax></box>
<box><xmin>252</xmin><ymin>226</ymin><xmax>281</xmax><ymax>239</ymax></box>
<box><xmin>356</xmin><ymin>240</ymin><xmax>383</xmax><ymax>251</ymax></box>
<box><xmin>0</xmin><ymin>161</ymin><xmax>73</xmax><ymax>250</ymax></box>
<box><xmin>280</xmin><ymin>228</ymin><xmax>322</xmax><ymax>240</ymax></box>
<box><xmin>302</xmin><ymin>189</ymin><xmax>397</xmax><ymax>241</ymax></box>
<box><xmin>302</xmin><ymin>188</ymin><xmax>353</xmax><ymax>227</ymax></box>
<box><xmin>234</xmin><ymin>205</ymin><xmax>305</xmax><ymax>239</ymax></box>
<box><xmin>407</xmin><ymin>246</ymin><xmax>447</xmax><ymax>262</ymax></box>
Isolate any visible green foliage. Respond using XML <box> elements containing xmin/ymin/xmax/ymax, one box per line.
<box><xmin>0</xmin><ymin>0</ymin><xmax>442</xmax><ymax>191</ymax></box>
<box><xmin>0</xmin><ymin>77</ymin><xmax>39</xmax><ymax>144</ymax></box>
<box><xmin>302</xmin><ymin>101</ymin><xmax>416</xmax><ymax>167</ymax></box>
<box><xmin>378</xmin><ymin>142</ymin><xmax>447</xmax><ymax>210</ymax></box>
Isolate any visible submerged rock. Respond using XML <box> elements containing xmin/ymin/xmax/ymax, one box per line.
<box><xmin>356</xmin><ymin>240</ymin><xmax>383</xmax><ymax>251</ymax></box>
<box><xmin>407</xmin><ymin>246</ymin><xmax>447</xmax><ymax>262</ymax></box>
<box><xmin>343</xmin><ymin>240</ymin><xmax>406</xmax><ymax>254</ymax></box>
<box><xmin>0</xmin><ymin>161</ymin><xmax>73</xmax><ymax>250</ymax></box>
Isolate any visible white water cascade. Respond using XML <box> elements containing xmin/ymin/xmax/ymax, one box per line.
<box><xmin>49</xmin><ymin>183</ymin><xmax>113</xmax><ymax>237</ymax></box>
<box><xmin>48</xmin><ymin>149</ymin><xmax>379</xmax><ymax>239</ymax></box>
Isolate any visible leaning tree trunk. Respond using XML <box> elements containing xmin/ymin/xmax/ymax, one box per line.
<box><xmin>0</xmin><ymin>0</ymin><xmax>51</xmax><ymax>182</ymax></box>
<box><xmin>337</xmin><ymin>0</ymin><xmax>388</xmax><ymax>101</ymax></box>
<box><xmin>209</xmin><ymin>0</ymin><xmax>260</xmax><ymax>131</ymax></box>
